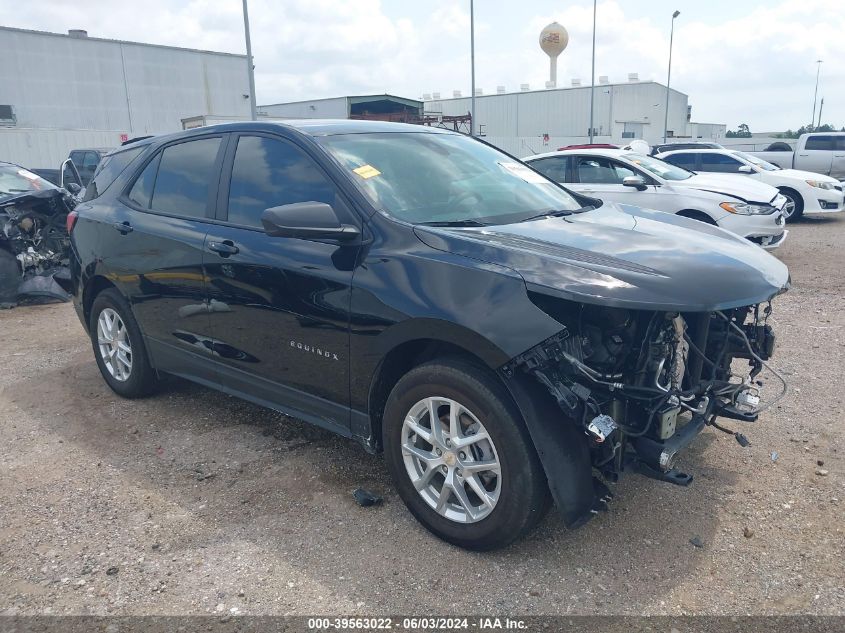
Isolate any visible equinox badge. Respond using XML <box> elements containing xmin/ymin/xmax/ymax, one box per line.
<box><xmin>289</xmin><ymin>340</ymin><xmax>340</xmax><ymax>361</ymax></box>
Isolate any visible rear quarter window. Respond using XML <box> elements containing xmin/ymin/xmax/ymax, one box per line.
<box><xmin>82</xmin><ymin>147</ymin><xmax>145</xmax><ymax>201</ymax></box>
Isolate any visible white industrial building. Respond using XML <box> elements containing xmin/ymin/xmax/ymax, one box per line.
<box><xmin>0</xmin><ymin>26</ymin><xmax>252</xmax><ymax>168</ymax></box>
<box><xmin>424</xmin><ymin>78</ymin><xmax>725</xmax><ymax>156</ymax></box>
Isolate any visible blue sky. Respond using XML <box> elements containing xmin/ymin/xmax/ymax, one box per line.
<box><xmin>2</xmin><ymin>0</ymin><xmax>842</xmax><ymax>132</ymax></box>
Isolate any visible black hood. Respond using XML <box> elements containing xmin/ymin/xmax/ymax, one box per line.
<box><xmin>414</xmin><ymin>203</ymin><xmax>790</xmax><ymax>312</ymax></box>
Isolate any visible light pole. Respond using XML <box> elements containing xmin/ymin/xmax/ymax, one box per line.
<box><xmin>242</xmin><ymin>0</ymin><xmax>258</xmax><ymax>121</ymax></box>
<box><xmin>811</xmin><ymin>59</ymin><xmax>822</xmax><ymax>130</ymax></box>
<box><xmin>589</xmin><ymin>0</ymin><xmax>596</xmax><ymax>143</ymax></box>
<box><xmin>470</xmin><ymin>0</ymin><xmax>476</xmax><ymax>136</ymax></box>
<box><xmin>663</xmin><ymin>10</ymin><xmax>680</xmax><ymax>144</ymax></box>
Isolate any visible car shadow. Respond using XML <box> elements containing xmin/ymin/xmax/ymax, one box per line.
<box><xmin>4</xmin><ymin>354</ymin><xmax>739</xmax><ymax>614</ymax></box>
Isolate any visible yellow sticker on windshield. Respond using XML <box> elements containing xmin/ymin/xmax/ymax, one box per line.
<box><xmin>353</xmin><ymin>164</ymin><xmax>381</xmax><ymax>179</ymax></box>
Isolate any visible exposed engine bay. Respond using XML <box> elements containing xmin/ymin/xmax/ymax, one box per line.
<box><xmin>505</xmin><ymin>299</ymin><xmax>787</xmax><ymax>487</ymax></box>
<box><xmin>0</xmin><ymin>186</ymin><xmax>76</xmax><ymax>306</ymax></box>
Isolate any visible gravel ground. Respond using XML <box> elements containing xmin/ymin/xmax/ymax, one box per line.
<box><xmin>0</xmin><ymin>215</ymin><xmax>842</xmax><ymax>617</ymax></box>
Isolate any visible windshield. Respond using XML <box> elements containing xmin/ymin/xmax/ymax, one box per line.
<box><xmin>0</xmin><ymin>164</ymin><xmax>57</xmax><ymax>201</ymax></box>
<box><xmin>730</xmin><ymin>150</ymin><xmax>779</xmax><ymax>171</ymax></box>
<box><xmin>319</xmin><ymin>132</ymin><xmax>584</xmax><ymax>225</ymax></box>
<box><xmin>622</xmin><ymin>153</ymin><xmax>693</xmax><ymax>181</ymax></box>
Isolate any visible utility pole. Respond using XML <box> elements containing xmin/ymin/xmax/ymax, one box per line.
<box><xmin>470</xmin><ymin>0</ymin><xmax>476</xmax><ymax>136</ymax></box>
<box><xmin>242</xmin><ymin>0</ymin><xmax>258</xmax><ymax>121</ymax></box>
<box><xmin>811</xmin><ymin>59</ymin><xmax>822</xmax><ymax>131</ymax></box>
<box><xmin>663</xmin><ymin>10</ymin><xmax>680</xmax><ymax>144</ymax></box>
<box><xmin>818</xmin><ymin>97</ymin><xmax>824</xmax><ymax>128</ymax></box>
<box><xmin>589</xmin><ymin>0</ymin><xmax>596</xmax><ymax>143</ymax></box>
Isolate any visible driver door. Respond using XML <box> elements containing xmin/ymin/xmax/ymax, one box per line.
<box><xmin>203</xmin><ymin>132</ymin><xmax>361</xmax><ymax>433</ymax></box>
<box><xmin>567</xmin><ymin>155</ymin><xmax>667</xmax><ymax>212</ymax></box>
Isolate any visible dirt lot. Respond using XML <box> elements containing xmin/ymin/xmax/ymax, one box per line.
<box><xmin>0</xmin><ymin>215</ymin><xmax>843</xmax><ymax>617</ymax></box>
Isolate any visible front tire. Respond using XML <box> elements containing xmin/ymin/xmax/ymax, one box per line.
<box><xmin>383</xmin><ymin>358</ymin><xmax>549</xmax><ymax>550</ymax></box>
<box><xmin>0</xmin><ymin>249</ymin><xmax>19</xmax><ymax>305</ymax></box>
<box><xmin>89</xmin><ymin>288</ymin><xmax>157</xmax><ymax>398</ymax></box>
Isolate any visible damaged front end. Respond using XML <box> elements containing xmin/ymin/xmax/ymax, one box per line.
<box><xmin>502</xmin><ymin>298</ymin><xmax>787</xmax><ymax>524</ymax></box>
<box><xmin>0</xmin><ymin>183</ymin><xmax>76</xmax><ymax>306</ymax></box>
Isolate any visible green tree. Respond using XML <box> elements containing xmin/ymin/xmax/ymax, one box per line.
<box><xmin>726</xmin><ymin>123</ymin><xmax>752</xmax><ymax>138</ymax></box>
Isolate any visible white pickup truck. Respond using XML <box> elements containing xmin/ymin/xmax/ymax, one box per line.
<box><xmin>750</xmin><ymin>132</ymin><xmax>845</xmax><ymax>181</ymax></box>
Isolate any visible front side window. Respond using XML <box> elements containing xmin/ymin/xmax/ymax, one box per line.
<box><xmin>730</xmin><ymin>151</ymin><xmax>779</xmax><ymax>171</ymax></box>
<box><xmin>700</xmin><ymin>153</ymin><xmax>743</xmax><ymax>173</ymax></box>
<box><xmin>805</xmin><ymin>135</ymin><xmax>834</xmax><ymax>151</ymax></box>
<box><xmin>319</xmin><ymin>132</ymin><xmax>583</xmax><ymax>225</ymax></box>
<box><xmin>622</xmin><ymin>153</ymin><xmax>693</xmax><ymax>181</ymax></box>
<box><xmin>663</xmin><ymin>153</ymin><xmax>697</xmax><ymax>170</ymax></box>
<box><xmin>145</xmin><ymin>138</ymin><xmax>221</xmax><ymax>217</ymax></box>
<box><xmin>226</xmin><ymin>135</ymin><xmax>336</xmax><ymax>228</ymax></box>
<box><xmin>575</xmin><ymin>156</ymin><xmax>635</xmax><ymax>184</ymax></box>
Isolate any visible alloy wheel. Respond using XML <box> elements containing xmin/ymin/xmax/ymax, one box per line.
<box><xmin>97</xmin><ymin>308</ymin><xmax>132</xmax><ymax>381</ymax></box>
<box><xmin>401</xmin><ymin>397</ymin><xmax>501</xmax><ymax>523</ymax></box>
<box><xmin>782</xmin><ymin>194</ymin><xmax>796</xmax><ymax>219</ymax></box>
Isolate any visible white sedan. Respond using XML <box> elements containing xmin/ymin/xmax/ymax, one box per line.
<box><xmin>524</xmin><ymin>149</ymin><xmax>787</xmax><ymax>250</ymax></box>
<box><xmin>656</xmin><ymin>148</ymin><xmax>844</xmax><ymax>222</ymax></box>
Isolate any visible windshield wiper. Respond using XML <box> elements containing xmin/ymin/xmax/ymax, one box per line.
<box><xmin>418</xmin><ymin>219</ymin><xmax>488</xmax><ymax>227</ymax></box>
<box><xmin>520</xmin><ymin>207</ymin><xmax>590</xmax><ymax>222</ymax></box>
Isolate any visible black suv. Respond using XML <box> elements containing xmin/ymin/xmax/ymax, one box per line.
<box><xmin>65</xmin><ymin>121</ymin><xmax>789</xmax><ymax>550</ymax></box>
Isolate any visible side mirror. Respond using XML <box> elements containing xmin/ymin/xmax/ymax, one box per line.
<box><xmin>65</xmin><ymin>183</ymin><xmax>82</xmax><ymax>195</ymax></box>
<box><xmin>622</xmin><ymin>175</ymin><xmax>647</xmax><ymax>190</ymax></box>
<box><xmin>261</xmin><ymin>202</ymin><xmax>360</xmax><ymax>242</ymax></box>
<box><xmin>737</xmin><ymin>165</ymin><xmax>754</xmax><ymax>174</ymax></box>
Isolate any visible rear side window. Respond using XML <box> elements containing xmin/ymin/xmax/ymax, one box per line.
<box><xmin>664</xmin><ymin>153</ymin><xmax>697</xmax><ymax>169</ymax></box>
<box><xmin>127</xmin><ymin>138</ymin><xmax>221</xmax><ymax>217</ymax></box>
<box><xmin>127</xmin><ymin>154</ymin><xmax>160</xmax><ymax>208</ymax></box>
<box><xmin>82</xmin><ymin>147</ymin><xmax>144</xmax><ymax>201</ymax></box>
<box><xmin>805</xmin><ymin>135</ymin><xmax>834</xmax><ymax>150</ymax></box>
<box><xmin>529</xmin><ymin>157</ymin><xmax>569</xmax><ymax>182</ymax></box>
<box><xmin>226</xmin><ymin>135</ymin><xmax>336</xmax><ymax>228</ymax></box>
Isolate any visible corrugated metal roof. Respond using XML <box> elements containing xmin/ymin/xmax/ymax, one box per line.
<box><xmin>0</xmin><ymin>25</ymin><xmax>246</xmax><ymax>58</ymax></box>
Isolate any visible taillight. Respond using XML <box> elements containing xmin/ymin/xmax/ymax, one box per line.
<box><xmin>66</xmin><ymin>210</ymin><xmax>79</xmax><ymax>234</ymax></box>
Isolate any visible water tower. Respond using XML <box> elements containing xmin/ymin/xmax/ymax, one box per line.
<box><xmin>539</xmin><ymin>22</ymin><xmax>569</xmax><ymax>88</ymax></box>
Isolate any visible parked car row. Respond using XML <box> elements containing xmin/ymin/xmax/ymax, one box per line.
<box><xmin>62</xmin><ymin>120</ymin><xmax>790</xmax><ymax>550</ymax></box>
<box><xmin>656</xmin><ymin>148</ymin><xmax>843</xmax><ymax>221</ymax></box>
<box><xmin>525</xmin><ymin>148</ymin><xmax>788</xmax><ymax>248</ymax></box>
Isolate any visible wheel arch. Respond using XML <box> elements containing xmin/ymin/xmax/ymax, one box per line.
<box><xmin>82</xmin><ymin>275</ymin><xmax>119</xmax><ymax>328</ymax></box>
<box><xmin>365</xmin><ymin>321</ymin><xmax>511</xmax><ymax>452</ymax></box>
<box><xmin>676</xmin><ymin>208</ymin><xmax>718</xmax><ymax>225</ymax></box>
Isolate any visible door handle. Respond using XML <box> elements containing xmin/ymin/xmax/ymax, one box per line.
<box><xmin>208</xmin><ymin>240</ymin><xmax>239</xmax><ymax>256</ymax></box>
<box><xmin>113</xmin><ymin>221</ymin><xmax>133</xmax><ymax>234</ymax></box>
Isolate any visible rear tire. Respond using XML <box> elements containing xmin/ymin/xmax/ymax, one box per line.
<box><xmin>778</xmin><ymin>188</ymin><xmax>804</xmax><ymax>222</ymax></box>
<box><xmin>89</xmin><ymin>288</ymin><xmax>157</xmax><ymax>398</ymax></box>
<box><xmin>382</xmin><ymin>358</ymin><xmax>549</xmax><ymax>550</ymax></box>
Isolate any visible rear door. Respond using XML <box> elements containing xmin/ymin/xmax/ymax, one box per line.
<box><xmin>799</xmin><ymin>135</ymin><xmax>834</xmax><ymax>175</ymax></box>
<box><xmin>831</xmin><ymin>136</ymin><xmax>845</xmax><ymax>180</ymax></box>
<box><xmin>203</xmin><ymin>132</ymin><xmax>360</xmax><ymax>432</ymax></box>
<box><xmin>109</xmin><ymin>134</ymin><xmax>226</xmax><ymax>377</ymax></box>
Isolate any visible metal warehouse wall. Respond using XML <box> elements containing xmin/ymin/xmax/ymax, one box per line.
<box><xmin>259</xmin><ymin>98</ymin><xmax>350</xmax><ymax>119</ymax></box>
<box><xmin>0</xmin><ymin>26</ymin><xmax>251</xmax><ymax>167</ymax></box>
<box><xmin>426</xmin><ymin>82</ymin><xmax>691</xmax><ymax>149</ymax></box>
